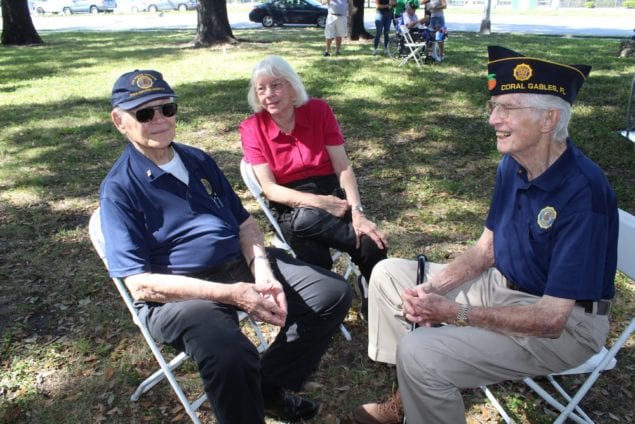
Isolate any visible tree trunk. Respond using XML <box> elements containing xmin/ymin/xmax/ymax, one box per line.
<box><xmin>350</xmin><ymin>0</ymin><xmax>373</xmax><ymax>40</ymax></box>
<box><xmin>191</xmin><ymin>0</ymin><xmax>237</xmax><ymax>47</ymax></box>
<box><xmin>1</xmin><ymin>0</ymin><xmax>43</xmax><ymax>46</ymax></box>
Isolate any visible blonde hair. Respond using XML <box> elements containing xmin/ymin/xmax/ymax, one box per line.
<box><xmin>247</xmin><ymin>55</ymin><xmax>309</xmax><ymax>113</ymax></box>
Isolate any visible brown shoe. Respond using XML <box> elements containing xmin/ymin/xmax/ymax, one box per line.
<box><xmin>353</xmin><ymin>391</ymin><xmax>404</xmax><ymax>424</ymax></box>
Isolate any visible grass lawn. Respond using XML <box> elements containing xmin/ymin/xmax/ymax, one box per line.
<box><xmin>0</xmin><ymin>27</ymin><xmax>633</xmax><ymax>423</ymax></box>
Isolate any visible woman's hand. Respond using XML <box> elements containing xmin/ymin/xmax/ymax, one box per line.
<box><xmin>351</xmin><ymin>211</ymin><xmax>388</xmax><ymax>250</ymax></box>
<box><xmin>316</xmin><ymin>194</ymin><xmax>349</xmax><ymax>218</ymax></box>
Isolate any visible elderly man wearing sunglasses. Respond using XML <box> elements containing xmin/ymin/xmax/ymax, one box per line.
<box><xmin>101</xmin><ymin>69</ymin><xmax>352</xmax><ymax>424</ymax></box>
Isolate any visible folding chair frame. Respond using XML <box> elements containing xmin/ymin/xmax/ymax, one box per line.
<box><xmin>239</xmin><ymin>159</ymin><xmax>364</xmax><ymax>341</ymax></box>
<box><xmin>88</xmin><ymin>209</ymin><xmax>269</xmax><ymax>424</ymax></box>
<box><xmin>482</xmin><ymin>208</ymin><xmax>635</xmax><ymax>424</ymax></box>
<box><xmin>619</xmin><ymin>76</ymin><xmax>635</xmax><ymax>142</ymax></box>
<box><xmin>398</xmin><ymin>24</ymin><xmax>429</xmax><ymax>67</ymax></box>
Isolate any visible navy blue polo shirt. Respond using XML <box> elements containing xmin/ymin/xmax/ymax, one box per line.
<box><xmin>486</xmin><ymin>139</ymin><xmax>618</xmax><ymax>300</ymax></box>
<box><xmin>99</xmin><ymin>142</ymin><xmax>250</xmax><ymax>278</ymax></box>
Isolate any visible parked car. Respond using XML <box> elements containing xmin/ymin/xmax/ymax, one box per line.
<box><xmin>31</xmin><ymin>0</ymin><xmax>65</xmax><ymax>13</ymax></box>
<box><xmin>115</xmin><ymin>0</ymin><xmax>148</xmax><ymax>12</ymax></box>
<box><xmin>32</xmin><ymin>0</ymin><xmax>117</xmax><ymax>14</ymax></box>
<box><xmin>144</xmin><ymin>0</ymin><xmax>197</xmax><ymax>12</ymax></box>
<box><xmin>248</xmin><ymin>0</ymin><xmax>327</xmax><ymax>28</ymax></box>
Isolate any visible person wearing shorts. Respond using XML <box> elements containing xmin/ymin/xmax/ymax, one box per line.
<box><xmin>324</xmin><ymin>0</ymin><xmax>349</xmax><ymax>56</ymax></box>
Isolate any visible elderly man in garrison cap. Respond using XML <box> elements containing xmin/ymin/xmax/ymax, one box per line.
<box><xmin>353</xmin><ymin>46</ymin><xmax>618</xmax><ymax>424</ymax></box>
<box><xmin>99</xmin><ymin>69</ymin><xmax>352</xmax><ymax>423</ymax></box>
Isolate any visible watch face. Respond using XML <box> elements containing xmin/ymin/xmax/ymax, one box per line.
<box><xmin>456</xmin><ymin>318</ymin><xmax>468</xmax><ymax>327</ymax></box>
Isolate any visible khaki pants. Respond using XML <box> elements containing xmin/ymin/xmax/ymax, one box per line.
<box><xmin>367</xmin><ymin>258</ymin><xmax>610</xmax><ymax>424</ymax></box>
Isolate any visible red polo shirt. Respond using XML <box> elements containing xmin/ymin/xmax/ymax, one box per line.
<box><xmin>239</xmin><ymin>98</ymin><xmax>345</xmax><ymax>185</ymax></box>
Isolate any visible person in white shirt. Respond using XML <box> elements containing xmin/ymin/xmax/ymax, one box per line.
<box><xmin>324</xmin><ymin>0</ymin><xmax>349</xmax><ymax>56</ymax></box>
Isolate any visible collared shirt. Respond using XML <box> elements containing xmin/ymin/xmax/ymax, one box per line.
<box><xmin>99</xmin><ymin>142</ymin><xmax>249</xmax><ymax>278</ymax></box>
<box><xmin>486</xmin><ymin>138</ymin><xmax>618</xmax><ymax>300</ymax></box>
<box><xmin>240</xmin><ymin>98</ymin><xmax>345</xmax><ymax>185</ymax></box>
<box><xmin>328</xmin><ymin>0</ymin><xmax>348</xmax><ymax>16</ymax></box>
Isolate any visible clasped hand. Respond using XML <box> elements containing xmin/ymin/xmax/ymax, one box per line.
<box><xmin>234</xmin><ymin>274</ymin><xmax>287</xmax><ymax>327</ymax></box>
<box><xmin>401</xmin><ymin>284</ymin><xmax>453</xmax><ymax>327</ymax></box>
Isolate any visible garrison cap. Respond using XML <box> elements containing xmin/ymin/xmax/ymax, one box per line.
<box><xmin>487</xmin><ymin>46</ymin><xmax>591</xmax><ymax>105</ymax></box>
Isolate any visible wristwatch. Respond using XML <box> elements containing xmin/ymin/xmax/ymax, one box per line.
<box><xmin>455</xmin><ymin>304</ymin><xmax>471</xmax><ymax>327</ymax></box>
<box><xmin>352</xmin><ymin>204</ymin><xmax>365</xmax><ymax>213</ymax></box>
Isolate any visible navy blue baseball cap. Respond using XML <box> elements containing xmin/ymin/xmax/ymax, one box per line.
<box><xmin>111</xmin><ymin>70</ymin><xmax>177</xmax><ymax>110</ymax></box>
<box><xmin>487</xmin><ymin>46</ymin><xmax>591</xmax><ymax>105</ymax></box>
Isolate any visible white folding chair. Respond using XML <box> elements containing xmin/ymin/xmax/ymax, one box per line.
<box><xmin>88</xmin><ymin>209</ymin><xmax>269</xmax><ymax>424</ymax></box>
<box><xmin>398</xmin><ymin>24</ymin><xmax>429</xmax><ymax>67</ymax></box>
<box><xmin>482</xmin><ymin>208</ymin><xmax>635</xmax><ymax>424</ymax></box>
<box><xmin>619</xmin><ymin>76</ymin><xmax>635</xmax><ymax>143</ymax></box>
<box><xmin>239</xmin><ymin>158</ymin><xmax>365</xmax><ymax>341</ymax></box>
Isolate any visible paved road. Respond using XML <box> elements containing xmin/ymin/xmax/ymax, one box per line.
<box><xmin>22</xmin><ymin>9</ymin><xmax>635</xmax><ymax>38</ymax></box>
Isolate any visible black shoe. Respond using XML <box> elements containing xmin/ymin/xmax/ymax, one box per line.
<box><xmin>264</xmin><ymin>389</ymin><xmax>319</xmax><ymax>422</ymax></box>
<box><xmin>357</xmin><ymin>275</ymin><xmax>368</xmax><ymax>321</ymax></box>
<box><xmin>323</xmin><ymin>51</ymin><xmax>330</xmax><ymax>57</ymax></box>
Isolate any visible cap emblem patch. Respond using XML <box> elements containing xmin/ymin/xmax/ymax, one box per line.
<box><xmin>513</xmin><ymin>63</ymin><xmax>533</xmax><ymax>82</ymax></box>
<box><xmin>132</xmin><ymin>73</ymin><xmax>156</xmax><ymax>90</ymax></box>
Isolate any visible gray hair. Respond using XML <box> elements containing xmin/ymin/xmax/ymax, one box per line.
<box><xmin>247</xmin><ymin>55</ymin><xmax>309</xmax><ymax>113</ymax></box>
<box><xmin>523</xmin><ymin>93</ymin><xmax>571</xmax><ymax>141</ymax></box>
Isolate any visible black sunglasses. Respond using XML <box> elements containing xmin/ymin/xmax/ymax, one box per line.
<box><xmin>132</xmin><ymin>102</ymin><xmax>178</xmax><ymax>123</ymax></box>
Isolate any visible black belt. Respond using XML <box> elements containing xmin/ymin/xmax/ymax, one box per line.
<box><xmin>574</xmin><ymin>299</ymin><xmax>611</xmax><ymax>315</ymax></box>
<box><xmin>506</xmin><ymin>281</ymin><xmax>611</xmax><ymax>316</ymax></box>
<box><xmin>190</xmin><ymin>257</ymin><xmax>246</xmax><ymax>279</ymax></box>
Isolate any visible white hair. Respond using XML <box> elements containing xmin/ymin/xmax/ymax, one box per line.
<box><xmin>247</xmin><ymin>55</ymin><xmax>309</xmax><ymax>113</ymax></box>
<box><xmin>523</xmin><ymin>93</ymin><xmax>572</xmax><ymax>141</ymax></box>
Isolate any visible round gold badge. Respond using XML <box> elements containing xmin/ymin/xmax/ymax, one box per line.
<box><xmin>513</xmin><ymin>63</ymin><xmax>533</xmax><ymax>82</ymax></box>
<box><xmin>133</xmin><ymin>74</ymin><xmax>155</xmax><ymax>89</ymax></box>
<box><xmin>537</xmin><ymin>206</ymin><xmax>557</xmax><ymax>229</ymax></box>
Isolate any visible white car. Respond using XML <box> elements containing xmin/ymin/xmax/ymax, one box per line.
<box><xmin>32</xmin><ymin>0</ymin><xmax>117</xmax><ymax>14</ymax></box>
<box><xmin>115</xmin><ymin>0</ymin><xmax>149</xmax><ymax>12</ymax></box>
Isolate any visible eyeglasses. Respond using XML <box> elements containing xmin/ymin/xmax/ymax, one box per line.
<box><xmin>256</xmin><ymin>80</ymin><xmax>287</xmax><ymax>95</ymax></box>
<box><xmin>485</xmin><ymin>100</ymin><xmax>536</xmax><ymax>119</ymax></box>
<box><xmin>131</xmin><ymin>102</ymin><xmax>178</xmax><ymax>123</ymax></box>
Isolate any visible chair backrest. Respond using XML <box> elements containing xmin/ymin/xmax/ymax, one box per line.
<box><xmin>89</xmin><ymin>208</ymin><xmax>147</xmax><ymax>327</ymax></box>
<box><xmin>617</xmin><ymin>208</ymin><xmax>635</xmax><ymax>280</ymax></box>
<box><xmin>239</xmin><ymin>159</ymin><xmax>293</xmax><ymax>252</ymax></box>
<box><xmin>89</xmin><ymin>208</ymin><xmax>109</xmax><ymax>267</ymax></box>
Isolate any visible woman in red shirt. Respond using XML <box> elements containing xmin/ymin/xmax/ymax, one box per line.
<box><xmin>240</xmin><ymin>55</ymin><xmax>388</xmax><ymax>317</ymax></box>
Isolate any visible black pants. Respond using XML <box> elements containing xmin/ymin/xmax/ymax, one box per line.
<box><xmin>274</xmin><ymin>175</ymin><xmax>387</xmax><ymax>282</ymax></box>
<box><xmin>137</xmin><ymin>248</ymin><xmax>352</xmax><ymax>424</ymax></box>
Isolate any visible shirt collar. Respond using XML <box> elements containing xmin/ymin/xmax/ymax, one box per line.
<box><xmin>513</xmin><ymin>138</ymin><xmax>575</xmax><ymax>192</ymax></box>
<box><xmin>127</xmin><ymin>142</ymin><xmax>196</xmax><ymax>182</ymax></box>
<box><xmin>261</xmin><ymin>102</ymin><xmax>310</xmax><ymax>140</ymax></box>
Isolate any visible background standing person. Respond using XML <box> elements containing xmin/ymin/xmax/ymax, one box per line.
<box><xmin>422</xmin><ymin>0</ymin><xmax>446</xmax><ymax>58</ymax></box>
<box><xmin>353</xmin><ymin>45</ymin><xmax>618</xmax><ymax>424</ymax></box>
<box><xmin>324</xmin><ymin>0</ymin><xmax>349</xmax><ymax>56</ymax></box>
<box><xmin>373</xmin><ymin>0</ymin><xmax>395</xmax><ymax>55</ymax></box>
<box><xmin>240</xmin><ymin>55</ymin><xmax>388</xmax><ymax>320</ymax></box>
<box><xmin>102</xmin><ymin>69</ymin><xmax>353</xmax><ymax>424</ymax></box>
